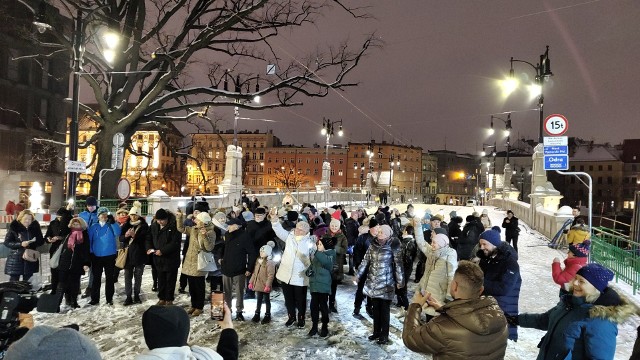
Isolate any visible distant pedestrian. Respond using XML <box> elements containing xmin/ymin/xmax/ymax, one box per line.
<box><xmin>502</xmin><ymin>210</ymin><xmax>520</xmax><ymax>252</ymax></box>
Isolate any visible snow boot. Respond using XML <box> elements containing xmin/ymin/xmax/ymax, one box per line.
<box><xmin>296</xmin><ymin>315</ymin><xmax>305</xmax><ymax>328</ymax></box>
<box><xmin>353</xmin><ymin>308</ymin><xmax>365</xmax><ymax>320</ymax></box>
<box><xmin>285</xmin><ymin>314</ymin><xmax>296</xmax><ymax>327</ymax></box>
<box><xmin>261</xmin><ymin>313</ymin><xmax>271</xmax><ymax>324</ymax></box>
<box><xmin>235</xmin><ymin>312</ymin><xmax>245</xmax><ymax>321</ymax></box>
<box><xmin>329</xmin><ymin>304</ymin><xmax>338</xmax><ymax>313</ymax></box>
<box><xmin>133</xmin><ymin>295</ymin><xmax>142</xmax><ymax>304</ymax></box>
<box><xmin>319</xmin><ymin>323</ymin><xmax>329</xmax><ymax>337</ymax></box>
<box><xmin>123</xmin><ymin>297</ymin><xmax>133</xmax><ymax>306</ymax></box>
<box><xmin>252</xmin><ymin>312</ymin><xmax>260</xmax><ymax>323</ymax></box>
<box><xmin>307</xmin><ymin>323</ymin><xmax>318</xmax><ymax>337</ymax></box>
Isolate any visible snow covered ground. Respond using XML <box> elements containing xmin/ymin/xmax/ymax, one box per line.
<box><xmin>28</xmin><ymin>204</ymin><xmax>640</xmax><ymax>359</ymax></box>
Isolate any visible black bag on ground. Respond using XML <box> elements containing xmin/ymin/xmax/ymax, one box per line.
<box><xmin>37</xmin><ymin>292</ymin><xmax>62</xmax><ymax>313</ymax></box>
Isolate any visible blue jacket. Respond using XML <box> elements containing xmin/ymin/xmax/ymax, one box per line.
<box><xmin>519</xmin><ymin>288</ymin><xmax>636</xmax><ymax>360</ymax></box>
<box><xmin>88</xmin><ymin>222</ymin><xmax>121</xmax><ymax>257</ymax></box>
<box><xmin>79</xmin><ymin>209</ymin><xmax>99</xmax><ymax>229</ymax></box>
<box><xmin>308</xmin><ymin>249</ymin><xmax>335</xmax><ymax>294</ymax></box>
<box><xmin>477</xmin><ymin>242</ymin><xmax>521</xmax><ymax>341</ymax></box>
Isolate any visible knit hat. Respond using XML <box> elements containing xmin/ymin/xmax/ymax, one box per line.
<box><xmin>68</xmin><ymin>216</ymin><xmax>88</xmax><ymax>230</ymax></box>
<box><xmin>569</xmin><ymin>240</ymin><xmax>590</xmax><ymax>258</ymax></box>
<box><xmin>142</xmin><ymin>305</ymin><xmax>190</xmax><ymax>350</ymax></box>
<box><xmin>378</xmin><ymin>224</ymin><xmax>393</xmax><ymax>239</ymax></box>
<box><xmin>320</xmin><ymin>236</ymin><xmax>336</xmax><ymax>250</ymax></box>
<box><xmin>433</xmin><ymin>227</ymin><xmax>448</xmax><ymax>236</ymax></box>
<box><xmin>431</xmin><ymin>215</ymin><xmax>443</xmax><ymax>222</ymax></box>
<box><xmin>465</xmin><ymin>215</ymin><xmax>475</xmax><ymax>222</ymax></box>
<box><xmin>97</xmin><ymin>207</ymin><xmax>109</xmax><ymax>216</ymax></box>
<box><xmin>242</xmin><ymin>211</ymin><xmax>254</xmax><ymax>222</ymax></box>
<box><xmin>480</xmin><ymin>226</ymin><xmax>502</xmax><ymax>247</ymax></box>
<box><xmin>327</xmin><ymin>207</ymin><xmax>336</xmax><ymax>215</ymax></box>
<box><xmin>128</xmin><ymin>201</ymin><xmax>142</xmax><ymax>216</ymax></box>
<box><xmin>226</xmin><ymin>217</ymin><xmax>243</xmax><ymax>226</ymax></box>
<box><xmin>331</xmin><ymin>210</ymin><xmax>342</xmax><ymax>221</ymax></box>
<box><xmin>116</xmin><ymin>207</ymin><xmax>129</xmax><ymax>216</ymax></box>
<box><xmin>85</xmin><ymin>196</ymin><xmax>97</xmax><ymax>207</ymax></box>
<box><xmin>196</xmin><ymin>212</ymin><xmax>212</xmax><ymax>225</ymax></box>
<box><xmin>576</xmin><ymin>263</ymin><xmax>614</xmax><ymax>292</ymax></box>
<box><xmin>449</xmin><ymin>211</ymin><xmax>457</xmax><ymax>219</ymax></box>
<box><xmin>3</xmin><ymin>325</ymin><xmax>101</xmax><ymax>360</ymax></box>
<box><xmin>286</xmin><ymin>211</ymin><xmax>298</xmax><ymax>222</ymax></box>
<box><xmin>212</xmin><ymin>211</ymin><xmax>228</xmax><ymax>230</ymax></box>
<box><xmin>155</xmin><ymin>209</ymin><xmax>169</xmax><ymax>220</ymax></box>
<box><xmin>368</xmin><ymin>218</ymin><xmax>378</xmax><ymax>229</ymax></box>
<box><xmin>472</xmin><ymin>211</ymin><xmax>480</xmax><ymax>218</ymax></box>
<box><xmin>481</xmin><ymin>209</ymin><xmax>489</xmax><ymax>216</ymax></box>
<box><xmin>260</xmin><ymin>241</ymin><xmax>274</xmax><ymax>258</ymax></box>
<box><xmin>255</xmin><ymin>207</ymin><xmax>267</xmax><ymax>215</ymax></box>
<box><xmin>194</xmin><ymin>200</ymin><xmax>209</xmax><ymax>213</ymax></box>
<box><xmin>433</xmin><ymin>233</ymin><xmax>450</xmax><ymax>248</ymax></box>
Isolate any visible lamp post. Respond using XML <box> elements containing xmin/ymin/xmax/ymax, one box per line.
<box><xmin>317</xmin><ymin>118</ymin><xmax>343</xmax><ymax>190</ymax></box>
<box><xmin>490</xmin><ymin>113</ymin><xmax>512</xmax><ymax>164</ymax></box>
<box><xmin>481</xmin><ymin>143</ymin><xmax>497</xmax><ymax>193</ymax></box>
<box><xmin>389</xmin><ymin>154</ymin><xmax>400</xmax><ymax>204</ymax></box>
<box><xmin>506</xmin><ymin>46</ymin><xmax>553</xmax><ymax>143</ymax></box>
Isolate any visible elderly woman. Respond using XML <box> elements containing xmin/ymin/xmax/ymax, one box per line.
<box><xmin>417</xmin><ymin>228</ymin><xmax>458</xmax><ymax>319</ymax></box>
<box><xmin>57</xmin><ymin>216</ymin><xmax>91</xmax><ymax>308</ymax></box>
<box><xmin>510</xmin><ymin>263</ymin><xmax>636</xmax><ymax>359</ymax></box>
<box><xmin>4</xmin><ymin>209</ymin><xmax>45</xmax><ymax>281</ymax></box>
<box><xmin>270</xmin><ymin>207</ymin><xmax>315</xmax><ymax>328</ymax></box>
<box><xmin>177</xmin><ymin>210</ymin><xmax>215</xmax><ymax>316</ymax></box>
<box><xmin>356</xmin><ymin>224</ymin><xmax>404</xmax><ymax>345</ymax></box>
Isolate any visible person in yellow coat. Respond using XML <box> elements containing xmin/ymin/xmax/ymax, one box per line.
<box><xmin>567</xmin><ymin>218</ymin><xmax>590</xmax><ymax>245</ymax></box>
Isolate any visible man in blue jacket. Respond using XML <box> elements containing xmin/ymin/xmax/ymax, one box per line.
<box><xmin>88</xmin><ymin>207</ymin><xmax>121</xmax><ymax>305</ymax></box>
<box><xmin>477</xmin><ymin>226</ymin><xmax>521</xmax><ymax>341</ymax></box>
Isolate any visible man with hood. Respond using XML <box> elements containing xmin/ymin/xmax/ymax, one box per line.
<box><xmin>402</xmin><ymin>260</ymin><xmax>508</xmax><ymax>358</ymax></box>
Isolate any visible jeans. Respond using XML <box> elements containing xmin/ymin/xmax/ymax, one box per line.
<box><xmin>223</xmin><ymin>274</ymin><xmax>246</xmax><ymax>313</ymax></box>
<box><xmin>371</xmin><ymin>298</ymin><xmax>391</xmax><ymax>339</ymax></box>
<box><xmin>506</xmin><ymin>235</ymin><xmax>519</xmax><ymax>252</ymax></box>
<box><xmin>255</xmin><ymin>291</ymin><xmax>271</xmax><ymax>314</ymax></box>
<box><xmin>281</xmin><ymin>282</ymin><xmax>307</xmax><ymax>319</ymax></box>
<box><xmin>124</xmin><ymin>265</ymin><xmax>145</xmax><ymax>298</ymax></box>
<box><xmin>310</xmin><ymin>292</ymin><xmax>329</xmax><ymax>325</ymax></box>
<box><xmin>157</xmin><ymin>270</ymin><xmax>178</xmax><ymax>301</ymax></box>
<box><xmin>90</xmin><ymin>254</ymin><xmax>117</xmax><ymax>303</ymax></box>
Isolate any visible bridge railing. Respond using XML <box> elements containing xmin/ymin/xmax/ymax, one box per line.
<box><xmin>591</xmin><ymin>226</ymin><xmax>639</xmax><ymax>295</ymax></box>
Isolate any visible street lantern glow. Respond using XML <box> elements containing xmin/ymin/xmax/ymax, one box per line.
<box><xmin>321</xmin><ymin>127</ymin><xmax>327</xmax><ymax>135</ymax></box>
<box><xmin>504</xmin><ymin>129</ymin><xmax>511</xmax><ymax>137</ymax></box>
<box><xmin>103</xmin><ymin>31</ymin><xmax>120</xmax><ymax>49</ymax></box>
<box><xmin>500</xmin><ymin>77</ymin><xmax>519</xmax><ymax>98</ymax></box>
<box><xmin>527</xmin><ymin>83</ymin><xmax>542</xmax><ymax>100</ymax></box>
<box><xmin>487</xmin><ymin>128</ymin><xmax>495</xmax><ymax>136</ymax></box>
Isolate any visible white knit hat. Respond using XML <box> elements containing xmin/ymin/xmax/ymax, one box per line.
<box><xmin>129</xmin><ymin>201</ymin><xmax>142</xmax><ymax>216</ymax></box>
<box><xmin>196</xmin><ymin>212</ymin><xmax>212</xmax><ymax>225</ymax></box>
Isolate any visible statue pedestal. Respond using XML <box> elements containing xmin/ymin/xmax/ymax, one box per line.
<box><xmin>218</xmin><ymin>145</ymin><xmax>243</xmax><ymax>206</ymax></box>
<box><xmin>316</xmin><ymin>161</ymin><xmax>331</xmax><ymax>191</ymax></box>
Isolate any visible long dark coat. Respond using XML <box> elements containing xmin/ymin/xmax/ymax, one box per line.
<box><xmin>120</xmin><ymin>218</ymin><xmax>150</xmax><ymax>268</ymax></box>
<box><xmin>4</xmin><ymin>219</ymin><xmax>44</xmax><ymax>276</ymax></box>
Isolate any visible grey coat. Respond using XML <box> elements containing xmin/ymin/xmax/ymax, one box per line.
<box><xmin>357</xmin><ymin>237</ymin><xmax>404</xmax><ymax>301</ymax></box>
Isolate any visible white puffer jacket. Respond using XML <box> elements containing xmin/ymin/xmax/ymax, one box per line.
<box><xmin>272</xmin><ymin>221</ymin><xmax>316</xmax><ymax>286</ymax></box>
<box><xmin>418</xmin><ymin>245</ymin><xmax>458</xmax><ymax>316</ymax></box>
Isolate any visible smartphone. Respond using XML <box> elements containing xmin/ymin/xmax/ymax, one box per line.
<box><xmin>210</xmin><ymin>291</ymin><xmax>224</xmax><ymax>320</ymax></box>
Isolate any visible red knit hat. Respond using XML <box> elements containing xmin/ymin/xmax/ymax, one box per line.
<box><xmin>331</xmin><ymin>210</ymin><xmax>341</xmax><ymax>221</ymax></box>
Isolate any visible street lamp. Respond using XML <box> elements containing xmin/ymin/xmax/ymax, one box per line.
<box><xmin>389</xmin><ymin>154</ymin><xmax>400</xmax><ymax>204</ymax></box>
<box><xmin>482</xmin><ymin>143</ymin><xmax>497</xmax><ymax>192</ymax></box>
<box><xmin>317</xmin><ymin>118</ymin><xmax>344</xmax><ymax>190</ymax></box>
<box><xmin>503</xmin><ymin>45</ymin><xmax>553</xmax><ymax>143</ymax></box>
<box><xmin>490</xmin><ymin>113</ymin><xmax>512</xmax><ymax>164</ymax></box>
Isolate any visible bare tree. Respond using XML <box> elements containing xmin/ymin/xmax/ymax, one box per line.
<box><xmin>273</xmin><ymin>164</ymin><xmax>307</xmax><ymax>190</ymax></box>
<box><xmin>15</xmin><ymin>0</ymin><xmax>375</xmax><ymax>197</ymax></box>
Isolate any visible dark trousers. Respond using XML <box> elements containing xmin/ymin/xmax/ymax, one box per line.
<box><xmin>179</xmin><ymin>273</ymin><xmax>188</xmax><ymax>290</ymax></box>
<box><xmin>395</xmin><ymin>286</ymin><xmax>409</xmax><ymax>310</ymax></box>
<box><xmin>157</xmin><ymin>269</ymin><xmax>178</xmax><ymax>301</ymax></box>
<box><xmin>209</xmin><ymin>275</ymin><xmax>223</xmax><ymax>292</ymax></box>
<box><xmin>415</xmin><ymin>252</ymin><xmax>426</xmax><ymax>282</ymax></box>
<box><xmin>506</xmin><ymin>235</ymin><xmax>519</xmax><ymax>252</ymax></box>
<box><xmin>90</xmin><ymin>254</ymin><xmax>117</xmax><ymax>303</ymax></box>
<box><xmin>187</xmin><ymin>275</ymin><xmax>206</xmax><ymax>309</ymax></box>
<box><xmin>329</xmin><ymin>278</ymin><xmax>338</xmax><ymax>307</ymax></box>
<box><xmin>310</xmin><ymin>292</ymin><xmax>329</xmax><ymax>325</ymax></box>
<box><xmin>255</xmin><ymin>291</ymin><xmax>271</xmax><ymax>314</ymax></box>
<box><xmin>9</xmin><ymin>274</ymin><xmax>32</xmax><ymax>282</ymax></box>
<box><xmin>50</xmin><ymin>268</ymin><xmax>59</xmax><ymax>294</ymax></box>
<box><xmin>348</xmin><ymin>254</ymin><xmax>354</xmax><ymax>274</ymax></box>
<box><xmin>354</xmin><ymin>273</ymin><xmax>370</xmax><ymax>310</ymax></box>
<box><xmin>57</xmin><ymin>269</ymin><xmax>81</xmax><ymax>305</ymax></box>
<box><xmin>371</xmin><ymin>298</ymin><xmax>391</xmax><ymax>339</ymax></box>
<box><xmin>124</xmin><ymin>265</ymin><xmax>144</xmax><ymax>298</ymax></box>
<box><xmin>281</xmin><ymin>282</ymin><xmax>307</xmax><ymax>318</ymax></box>
<box><xmin>245</xmin><ymin>276</ymin><xmax>255</xmax><ymax>297</ymax></box>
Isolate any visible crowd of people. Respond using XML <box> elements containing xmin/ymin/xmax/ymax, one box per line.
<box><xmin>2</xmin><ymin>195</ymin><xmax>640</xmax><ymax>359</ymax></box>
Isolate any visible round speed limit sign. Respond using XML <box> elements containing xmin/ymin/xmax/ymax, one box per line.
<box><xmin>544</xmin><ymin>114</ymin><xmax>568</xmax><ymax>136</ymax></box>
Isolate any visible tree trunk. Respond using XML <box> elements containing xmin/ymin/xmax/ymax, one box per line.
<box><xmin>88</xmin><ymin>125</ymin><xmax>135</xmax><ymax>199</ymax></box>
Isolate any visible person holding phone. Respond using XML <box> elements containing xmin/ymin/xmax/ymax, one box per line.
<box><xmin>4</xmin><ymin>209</ymin><xmax>45</xmax><ymax>281</ymax></box>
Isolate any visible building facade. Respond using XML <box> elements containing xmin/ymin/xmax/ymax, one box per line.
<box><xmin>421</xmin><ymin>153</ymin><xmax>438</xmax><ymax>203</ymax></box>
<box><xmin>430</xmin><ymin>150</ymin><xmax>479</xmax><ymax>205</ymax></box>
<box><xmin>621</xmin><ymin>139</ymin><xmax>640</xmax><ymax>213</ymax></box>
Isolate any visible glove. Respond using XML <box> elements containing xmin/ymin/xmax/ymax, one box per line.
<box><xmin>263</xmin><ymin>286</ymin><xmax>271</xmax><ymax>293</ymax></box>
<box><xmin>347</xmin><ymin>245</ymin><xmax>354</xmax><ymax>255</ymax></box>
<box><xmin>248</xmin><ymin>283</ymin><xmax>254</xmax><ymax>291</ymax></box>
<box><xmin>505</xmin><ymin>314</ymin><xmax>519</xmax><ymax>326</ymax></box>
<box><xmin>107</xmin><ymin>214</ymin><xmax>115</xmax><ymax>224</ymax></box>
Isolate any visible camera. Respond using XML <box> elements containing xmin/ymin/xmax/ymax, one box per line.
<box><xmin>0</xmin><ymin>281</ymin><xmax>38</xmax><ymax>357</ymax></box>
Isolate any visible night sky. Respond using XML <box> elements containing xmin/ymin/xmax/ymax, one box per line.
<box><xmin>224</xmin><ymin>0</ymin><xmax>640</xmax><ymax>154</ymax></box>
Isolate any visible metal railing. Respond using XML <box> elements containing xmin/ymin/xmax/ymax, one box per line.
<box><xmin>591</xmin><ymin>226</ymin><xmax>639</xmax><ymax>295</ymax></box>
<box><xmin>75</xmin><ymin>198</ymin><xmax>149</xmax><ymax>215</ymax></box>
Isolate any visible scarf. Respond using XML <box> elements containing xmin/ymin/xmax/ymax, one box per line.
<box><xmin>68</xmin><ymin>229</ymin><xmax>84</xmax><ymax>250</ymax></box>
<box><xmin>129</xmin><ymin>219</ymin><xmax>141</xmax><ymax>226</ymax></box>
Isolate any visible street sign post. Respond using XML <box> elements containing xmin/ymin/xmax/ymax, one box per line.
<box><xmin>66</xmin><ymin>160</ymin><xmax>86</xmax><ymax>173</ymax></box>
<box><xmin>544</xmin><ymin>155</ymin><xmax>569</xmax><ymax>170</ymax></box>
<box><xmin>544</xmin><ymin>114</ymin><xmax>569</xmax><ymax>136</ymax></box>
<box><xmin>543</xmin><ymin>131</ymin><xmax>569</xmax><ymax>171</ymax></box>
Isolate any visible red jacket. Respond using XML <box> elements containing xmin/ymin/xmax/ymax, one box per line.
<box><xmin>551</xmin><ymin>256</ymin><xmax>587</xmax><ymax>287</ymax></box>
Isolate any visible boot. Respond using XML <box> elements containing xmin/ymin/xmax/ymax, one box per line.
<box><xmin>191</xmin><ymin>309</ymin><xmax>203</xmax><ymax>316</ymax></box>
<box><xmin>319</xmin><ymin>323</ymin><xmax>329</xmax><ymax>337</ymax></box>
<box><xmin>307</xmin><ymin>323</ymin><xmax>318</xmax><ymax>337</ymax></box>
<box><xmin>133</xmin><ymin>295</ymin><xmax>142</xmax><ymax>304</ymax></box>
<box><xmin>123</xmin><ymin>297</ymin><xmax>133</xmax><ymax>306</ymax></box>
<box><xmin>235</xmin><ymin>312</ymin><xmax>245</xmax><ymax>321</ymax></box>
<box><xmin>353</xmin><ymin>308</ymin><xmax>364</xmax><ymax>320</ymax></box>
<box><xmin>329</xmin><ymin>304</ymin><xmax>338</xmax><ymax>313</ymax></box>
<box><xmin>296</xmin><ymin>315</ymin><xmax>305</xmax><ymax>328</ymax></box>
<box><xmin>81</xmin><ymin>287</ymin><xmax>91</xmax><ymax>299</ymax></box>
<box><xmin>261</xmin><ymin>313</ymin><xmax>271</xmax><ymax>324</ymax></box>
<box><xmin>251</xmin><ymin>312</ymin><xmax>260</xmax><ymax>323</ymax></box>
<box><xmin>285</xmin><ymin>314</ymin><xmax>296</xmax><ymax>327</ymax></box>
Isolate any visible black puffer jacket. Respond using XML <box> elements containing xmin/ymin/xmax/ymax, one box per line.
<box><xmin>146</xmin><ymin>212</ymin><xmax>181</xmax><ymax>272</ymax></box>
<box><xmin>57</xmin><ymin>230</ymin><xmax>91</xmax><ymax>273</ymax></box>
<box><xmin>44</xmin><ymin>211</ymin><xmax>72</xmax><ymax>257</ymax></box>
<box><xmin>357</xmin><ymin>237</ymin><xmax>404</xmax><ymax>301</ymax></box>
<box><xmin>447</xmin><ymin>216</ymin><xmax>464</xmax><ymax>250</ymax></box>
<box><xmin>221</xmin><ymin>228</ymin><xmax>256</xmax><ymax>278</ymax></box>
<box><xmin>120</xmin><ymin>218</ymin><xmax>150</xmax><ymax>268</ymax></box>
<box><xmin>458</xmin><ymin>219</ymin><xmax>484</xmax><ymax>260</ymax></box>
<box><xmin>4</xmin><ymin>220</ymin><xmax>44</xmax><ymax>276</ymax></box>
<box><xmin>246</xmin><ymin>220</ymin><xmax>275</xmax><ymax>252</ymax></box>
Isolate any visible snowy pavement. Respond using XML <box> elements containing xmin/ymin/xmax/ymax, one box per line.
<box><xmin>29</xmin><ymin>204</ymin><xmax>639</xmax><ymax>359</ymax></box>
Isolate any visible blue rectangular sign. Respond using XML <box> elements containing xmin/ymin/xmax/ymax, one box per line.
<box><xmin>544</xmin><ymin>155</ymin><xmax>569</xmax><ymax>170</ymax></box>
<box><xmin>543</xmin><ymin>145</ymin><xmax>568</xmax><ymax>155</ymax></box>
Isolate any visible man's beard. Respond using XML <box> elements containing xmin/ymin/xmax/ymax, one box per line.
<box><xmin>483</xmin><ymin>248</ymin><xmax>498</xmax><ymax>257</ymax></box>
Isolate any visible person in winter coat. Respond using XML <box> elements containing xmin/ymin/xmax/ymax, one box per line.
<box><xmin>87</xmin><ymin>207</ymin><xmax>121</xmax><ymax>306</ymax></box>
<box><xmin>402</xmin><ymin>260</ymin><xmax>508</xmax><ymax>359</ymax></box>
<box><xmin>321</xmin><ymin>218</ymin><xmax>347</xmax><ymax>313</ymax></box>
<box><xmin>56</xmin><ymin>217</ymin><xmax>91</xmax><ymax>308</ymax></box>
<box><xmin>501</xmin><ymin>210</ymin><xmax>520</xmax><ymax>252</ymax></box>
<box><xmin>415</xmin><ymin>229</ymin><xmax>458</xmax><ymax>319</ymax></box>
<box><xmin>551</xmin><ymin>241</ymin><xmax>590</xmax><ymax>296</ymax></box>
<box><xmin>137</xmin><ymin>304</ymin><xmax>238</xmax><ymax>360</ymax></box>
<box><xmin>270</xmin><ymin>207</ymin><xmax>315</xmax><ymax>328</ymax></box>
<box><xmin>458</xmin><ymin>215</ymin><xmax>484</xmax><ymax>261</ymax></box>
<box><xmin>344</xmin><ymin>211</ymin><xmax>360</xmax><ymax>276</ymax></box>
<box><xmin>477</xmin><ymin>226</ymin><xmax>521</xmax><ymax>341</ymax></box>
<box><xmin>220</xmin><ymin>217</ymin><xmax>256</xmax><ymax>321</ymax></box>
<box><xmin>45</xmin><ymin>206</ymin><xmax>72</xmax><ymax>295</ymax></box>
<box><xmin>480</xmin><ymin>209</ymin><xmax>491</xmax><ymax>229</ymax></box>
<box><xmin>177</xmin><ymin>211</ymin><xmax>216</xmax><ymax>317</ymax></box>
<box><xmin>352</xmin><ymin>218</ymin><xmax>378</xmax><ymax>318</ymax></box>
<box><xmin>244</xmin><ymin>207</ymin><xmax>274</xmax><ymax>299</ymax></box>
<box><xmin>510</xmin><ymin>263</ymin><xmax>637</xmax><ymax>360</ymax></box>
<box><xmin>78</xmin><ymin>196</ymin><xmax>99</xmax><ymax>299</ymax></box>
<box><xmin>415</xmin><ymin>215</ymin><xmax>446</xmax><ymax>283</ymax></box>
<box><xmin>119</xmin><ymin>203</ymin><xmax>149</xmax><ymax>306</ymax></box>
<box><xmin>146</xmin><ymin>209</ymin><xmax>182</xmax><ymax>305</ymax></box>
<box><xmin>447</xmin><ymin>216</ymin><xmax>463</xmax><ymax>251</ymax></box>
<box><xmin>4</xmin><ymin>209</ymin><xmax>45</xmax><ymax>281</ymax></box>
<box><xmin>567</xmin><ymin>217</ymin><xmax>590</xmax><ymax>245</ymax></box>
<box><xmin>248</xmin><ymin>241</ymin><xmax>276</xmax><ymax>324</ymax></box>
<box><xmin>307</xmin><ymin>236</ymin><xmax>337</xmax><ymax>337</ymax></box>
<box><xmin>356</xmin><ymin>224</ymin><xmax>404</xmax><ymax>345</ymax></box>
<box><xmin>390</xmin><ymin>209</ymin><xmax>403</xmax><ymax>239</ymax></box>
<box><xmin>395</xmin><ymin>225</ymin><xmax>417</xmax><ymax>310</ymax></box>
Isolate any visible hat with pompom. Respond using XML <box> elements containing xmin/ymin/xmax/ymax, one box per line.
<box><xmin>569</xmin><ymin>240</ymin><xmax>590</xmax><ymax>258</ymax></box>
<box><xmin>129</xmin><ymin>201</ymin><xmax>143</xmax><ymax>216</ymax></box>
<box><xmin>480</xmin><ymin>226</ymin><xmax>502</xmax><ymax>247</ymax></box>
<box><xmin>260</xmin><ymin>241</ymin><xmax>274</xmax><ymax>259</ymax></box>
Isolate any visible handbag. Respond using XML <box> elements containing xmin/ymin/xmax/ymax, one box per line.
<box><xmin>49</xmin><ymin>243</ymin><xmax>64</xmax><ymax>269</ymax></box>
<box><xmin>197</xmin><ymin>251</ymin><xmax>217</xmax><ymax>272</ymax></box>
<box><xmin>22</xmin><ymin>248</ymin><xmax>39</xmax><ymax>262</ymax></box>
<box><xmin>115</xmin><ymin>247</ymin><xmax>128</xmax><ymax>269</ymax></box>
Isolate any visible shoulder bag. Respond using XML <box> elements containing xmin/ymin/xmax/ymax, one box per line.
<box><xmin>197</xmin><ymin>230</ymin><xmax>218</xmax><ymax>272</ymax></box>
<box><xmin>22</xmin><ymin>248</ymin><xmax>39</xmax><ymax>262</ymax></box>
<box><xmin>49</xmin><ymin>243</ymin><xmax>64</xmax><ymax>269</ymax></box>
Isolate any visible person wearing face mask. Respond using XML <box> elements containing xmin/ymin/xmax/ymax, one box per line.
<box><xmin>320</xmin><ymin>217</ymin><xmax>348</xmax><ymax>313</ymax></box>
<box><xmin>244</xmin><ymin>207</ymin><xmax>274</xmax><ymax>300</ymax></box>
<box><xmin>4</xmin><ymin>209</ymin><xmax>45</xmax><ymax>281</ymax></box>
<box><xmin>87</xmin><ymin>207</ymin><xmax>121</xmax><ymax>305</ymax></box>
<box><xmin>220</xmin><ymin>217</ymin><xmax>256</xmax><ymax>321</ymax></box>
<box><xmin>270</xmin><ymin>207</ymin><xmax>316</xmax><ymax>328</ymax></box>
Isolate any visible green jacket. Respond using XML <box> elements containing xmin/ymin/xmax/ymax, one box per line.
<box><xmin>308</xmin><ymin>249</ymin><xmax>336</xmax><ymax>294</ymax></box>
